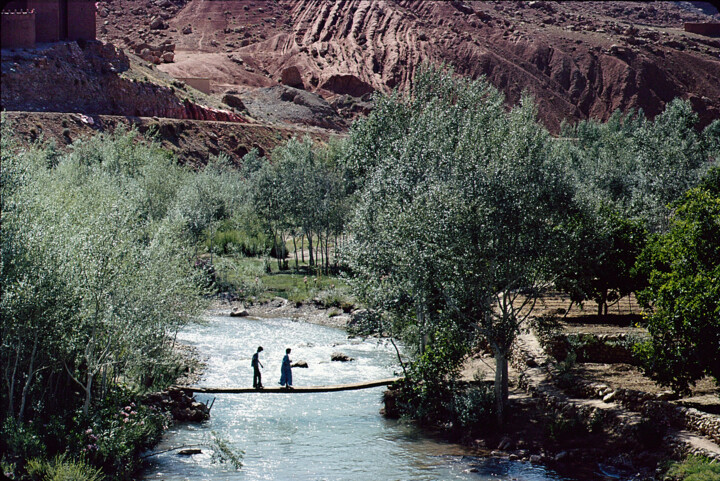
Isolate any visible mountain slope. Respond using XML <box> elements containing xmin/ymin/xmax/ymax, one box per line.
<box><xmin>98</xmin><ymin>0</ymin><xmax>720</xmax><ymax>132</ymax></box>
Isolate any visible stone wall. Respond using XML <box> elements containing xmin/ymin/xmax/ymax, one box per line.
<box><xmin>572</xmin><ymin>379</ymin><xmax>720</xmax><ymax>459</ymax></box>
<box><xmin>684</xmin><ymin>23</ymin><xmax>720</xmax><ymax>36</ymax></box>
<box><xmin>27</xmin><ymin>0</ymin><xmax>60</xmax><ymax>42</ymax></box>
<box><xmin>67</xmin><ymin>0</ymin><xmax>95</xmax><ymax>41</ymax></box>
<box><xmin>1</xmin><ymin>10</ymin><xmax>36</xmax><ymax>49</ymax></box>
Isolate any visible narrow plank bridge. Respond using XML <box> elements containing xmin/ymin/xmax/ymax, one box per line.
<box><xmin>176</xmin><ymin>377</ymin><xmax>404</xmax><ymax>394</ymax></box>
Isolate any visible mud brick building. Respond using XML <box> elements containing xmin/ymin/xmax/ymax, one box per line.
<box><xmin>2</xmin><ymin>0</ymin><xmax>95</xmax><ymax>49</ymax></box>
<box><xmin>684</xmin><ymin>22</ymin><xmax>720</xmax><ymax>36</ymax></box>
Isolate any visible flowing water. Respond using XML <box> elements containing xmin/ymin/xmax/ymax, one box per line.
<box><xmin>142</xmin><ymin>314</ymin><xmax>575</xmax><ymax>480</ymax></box>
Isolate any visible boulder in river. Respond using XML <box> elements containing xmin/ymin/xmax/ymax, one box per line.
<box><xmin>230</xmin><ymin>307</ymin><xmax>249</xmax><ymax>317</ymax></box>
<box><xmin>292</xmin><ymin>360</ymin><xmax>309</xmax><ymax>368</ymax></box>
<box><xmin>331</xmin><ymin>352</ymin><xmax>354</xmax><ymax>362</ymax></box>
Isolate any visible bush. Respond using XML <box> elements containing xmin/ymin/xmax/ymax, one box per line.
<box><xmin>26</xmin><ymin>454</ymin><xmax>104</xmax><ymax>481</ymax></box>
<box><xmin>543</xmin><ymin>412</ymin><xmax>587</xmax><ymax>442</ymax></box>
<box><xmin>0</xmin><ymin>418</ymin><xmax>46</xmax><ymax>472</ymax></box>
<box><xmin>451</xmin><ymin>384</ymin><xmax>495</xmax><ymax>430</ymax></box>
<box><xmin>665</xmin><ymin>456</ymin><xmax>720</xmax><ymax>481</ymax></box>
<box><xmin>78</xmin><ymin>390</ymin><xmax>171</xmax><ymax>478</ymax></box>
<box><xmin>314</xmin><ymin>288</ymin><xmax>353</xmax><ymax>310</ymax></box>
<box><xmin>204</xmin><ymin>222</ymin><xmax>272</xmax><ymax>257</ymax></box>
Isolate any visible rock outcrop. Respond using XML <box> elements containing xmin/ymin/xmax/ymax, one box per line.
<box><xmin>144</xmin><ymin>387</ymin><xmax>210</xmax><ymax>423</ymax></box>
<box><xmin>1</xmin><ymin>41</ymin><xmax>245</xmax><ymax>123</ymax></box>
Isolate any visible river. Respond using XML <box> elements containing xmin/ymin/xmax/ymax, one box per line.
<box><xmin>141</xmin><ymin>314</ymin><xmax>575</xmax><ymax>480</ymax></box>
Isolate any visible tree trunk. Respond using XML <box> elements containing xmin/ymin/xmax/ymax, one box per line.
<box><xmin>325</xmin><ymin>227</ymin><xmax>330</xmax><ymax>275</ymax></box>
<box><xmin>292</xmin><ymin>235</ymin><xmax>299</xmax><ymax>271</ymax></box>
<box><xmin>417</xmin><ymin>301</ymin><xmax>426</xmax><ymax>355</ymax></box>
<box><xmin>8</xmin><ymin>344</ymin><xmax>20</xmax><ymax>418</ymax></box>
<box><xmin>18</xmin><ymin>332</ymin><xmax>39</xmax><ymax>422</ymax></box>
<box><xmin>597</xmin><ymin>289</ymin><xmax>607</xmax><ymax>316</ymax></box>
<box><xmin>301</xmin><ymin>235</ymin><xmax>305</xmax><ymax>263</ymax></box>
<box><xmin>83</xmin><ymin>372</ymin><xmax>94</xmax><ymax>416</ymax></box>
<box><xmin>307</xmin><ymin>233</ymin><xmax>314</xmax><ymax>267</ymax></box>
<box><xmin>494</xmin><ymin>348</ymin><xmax>509</xmax><ymax>425</ymax></box>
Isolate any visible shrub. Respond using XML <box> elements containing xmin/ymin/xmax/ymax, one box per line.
<box><xmin>0</xmin><ymin>418</ymin><xmax>46</xmax><ymax>472</ymax></box>
<box><xmin>26</xmin><ymin>454</ymin><xmax>104</xmax><ymax>481</ymax></box>
<box><xmin>665</xmin><ymin>455</ymin><xmax>720</xmax><ymax>481</ymax></box>
<box><xmin>314</xmin><ymin>288</ymin><xmax>352</xmax><ymax>309</ymax></box>
<box><xmin>543</xmin><ymin>412</ymin><xmax>587</xmax><ymax>442</ymax></box>
<box><xmin>81</xmin><ymin>397</ymin><xmax>171</xmax><ymax>477</ymax></box>
<box><xmin>451</xmin><ymin>384</ymin><xmax>495</xmax><ymax>430</ymax></box>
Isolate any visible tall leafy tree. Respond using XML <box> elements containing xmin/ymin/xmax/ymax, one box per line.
<box><xmin>553</xmin><ymin>103</ymin><xmax>718</xmax><ymax>314</ymax></box>
<box><xmin>635</xmin><ymin>167</ymin><xmax>720</xmax><ymax>393</ymax></box>
<box><xmin>556</xmin><ymin>206</ymin><xmax>647</xmax><ymax>316</ymax></box>
<box><xmin>345</xmin><ymin>65</ymin><xmax>573</xmax><ymax>423</ymax></box>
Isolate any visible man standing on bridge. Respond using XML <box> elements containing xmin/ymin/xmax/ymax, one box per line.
<box><xmin>251</xmin><ymin>346</ymin><xmax>264</xmax><ymax>389</ymax></box>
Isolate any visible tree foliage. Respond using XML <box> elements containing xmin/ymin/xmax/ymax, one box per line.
<box><xmin>1</xmin><ymin>127</ymin><xmax>208</xmax><ymax>424</ymax></box>
<box><xmin>344</xmin><ymin>65</ymin><xmax>574</xmax><ymax>423</ymax></box>
<box><xmin>552</xmin><ymin>101</ymin><xmax>718</xmax><ymax>314</ymax></box>
<box><xmin>635</xmin><ymin>167</ymin><xmax>720</xmax><ymax>393</ymax></box>
<box><xmin>249</xmin><ymin>136</ymin><xmax>350</xmax><ymax>272</ymax></box>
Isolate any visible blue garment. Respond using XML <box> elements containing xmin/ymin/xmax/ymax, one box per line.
<box><xmin>279</xmin><ymin>354</ymin><xmax>292</xmax><ymax>387</ymax></box>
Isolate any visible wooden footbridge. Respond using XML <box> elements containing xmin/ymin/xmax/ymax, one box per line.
<box><xmin>176</xmin><ymin>377</ymin><xmax>404</xmax><ymax>394</ymax></box>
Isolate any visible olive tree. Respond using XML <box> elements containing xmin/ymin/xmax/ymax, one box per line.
<box><xmin>345</xmin><ymin>65</ymin><xmax>573</xmax><ymax>423</ymax></box>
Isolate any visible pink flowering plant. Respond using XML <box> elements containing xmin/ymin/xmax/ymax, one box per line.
<box><xmin>67</xmin><ymin>389</ymin><xmax>171</xmax><ymax>479</ymax></box>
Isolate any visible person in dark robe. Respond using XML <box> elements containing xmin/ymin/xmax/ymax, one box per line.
<box><xmin>251</xmin><ymin>346</ymin><xmax>264</xmax><ymax>389</ymax></box>
<box><xmin>279</xmin><ymin>348</ymin><xmax>293</xmax><ymax>388</ymax></box>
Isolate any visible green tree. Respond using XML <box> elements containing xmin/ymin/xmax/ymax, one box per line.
<box><xmin>635</xmin><ymin>168</ymin><xmax>720</xmax><ymax>393</ymax></box>
<box><xmin>345</xmin><ymin>65</ymin><xmax>573</xmax><ymax>423</ymax></box>
<box><xmin>251</xmin><ymin>137</ymin><xmax>349</xmax><ymax>272</ymax></box>
<box><xmin>556</xmin><ymin>206</ymin><xmax>647</xmax><ymax>316</ymax></box>
<box><xmin>1</xmin><ymin>128</ymin><xmax>206</xmax><ymax>421</ymax></box>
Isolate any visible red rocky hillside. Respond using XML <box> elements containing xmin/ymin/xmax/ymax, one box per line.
<box><xmin>97</xmin><ymin>0</ymin><xmax>720</xmax><ymax>133</ymax></box>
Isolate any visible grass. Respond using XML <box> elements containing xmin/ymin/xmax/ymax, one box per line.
<box><xmin>212</xmin><ymin>255</ymin><xmax>351</xmax><ymax>305</ymax></box>
<box><xmin>665</xmin><ymin>456</ymin><xmax>720</xmax><ymax>481</ymax></box>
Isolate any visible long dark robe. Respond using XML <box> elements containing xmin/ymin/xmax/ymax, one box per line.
<box><xmin>279</xmin><ymin>354</ymin><xmax>292</xmax><ymax>386</ymax></box>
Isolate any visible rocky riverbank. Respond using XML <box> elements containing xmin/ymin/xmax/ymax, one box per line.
<box><xmin>210</xmin><ymin>296</ymin><xmax>351</xmax><ymax>330</ymax></box>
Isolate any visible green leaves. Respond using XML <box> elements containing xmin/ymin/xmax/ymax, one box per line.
<box><xmin>1</xmin><ymin>127</ymin><xmax>207</xmax><ymax>423</ymax></box>
<box><xmin>635</xmin><ymin>171</ymin><xmax>720</xmax><ymax>393</ymax></box>
<box><xmin>344</xmin><ymin>65</ymin><xmax>573</xmax><ymax>422</ymax></box>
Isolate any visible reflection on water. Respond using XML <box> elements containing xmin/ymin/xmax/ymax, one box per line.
<box><xmin>142</xmin><ymin>315</ymin><xmax>573</xmax><ymax>480</ymax></box>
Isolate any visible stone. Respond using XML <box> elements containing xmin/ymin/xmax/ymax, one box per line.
<box><xmin>497</xmin><ymin>436</ymin><xmax>513</xmax><ymax>450</ymax></box>
<box><xmin>280</xmin><ymin>66</ymin><xmax>304</xmax><ymax>88</ymax></box>
<box><xmin>222</xmin><ymin>94</ymin><xmax>246</xmax><ymax>111</ymax></box>
<box><xmin>331</xmin><ymin>352</ymin><xmax>354</xmax><ymax>362</ymax></box>
<box><xmin>150</xmin><ymin>16</ymin><xmax>166</xmax><ymax>30</ymax></box>
<box><xmin>182</xmin><ymin>25</ymin><xmax>193</xmax><ymax>34</ymax></box>
<box><xmin>229</xmin><ymin>307</ymin><xmax>249</xmax><ymax>317</ymax></box>
<box><xmin>162</xmin><ymin>51</ymin><xmax>174</xmax><ymax>63</ymax></box>
<box><xmin>529</xmin><ymin>454</ymin><xmax>542</xmax><ymax>463</ymax></box>
<box><xmin>603</xmin><ymin>391</ymin><xmax>617</xmax><ymax>403</ymax></box>
<box><xmin>291</xmin><ymin>360</ymin><xmax>309</xmax><ymax>368</ymax></box>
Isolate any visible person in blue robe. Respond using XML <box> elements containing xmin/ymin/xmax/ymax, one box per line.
<box><xmin>279</xmin><ymin>348</ymin><xmax>293</xmax><ymax>388</ymax></box>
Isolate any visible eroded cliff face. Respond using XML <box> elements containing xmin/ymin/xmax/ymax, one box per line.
<box><xmin>97</xmin><ymin>0</ymin><xmax>720</xmax><ymax>132</ymax></box>
<box><xmin>1</xmin><ymin>41</ymin><xmax>245</xmax><ymax>122</ymax></box>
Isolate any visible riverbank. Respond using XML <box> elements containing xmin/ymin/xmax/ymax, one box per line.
<box><xmin>209</xmin><ymin>296</ymin><xmax>351</xmax><ymax>329</ymax></box>
<box><xmin>206</xmin><ymin>295</ymin><xmax>719</xmax><ymax>480</ymax></box>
